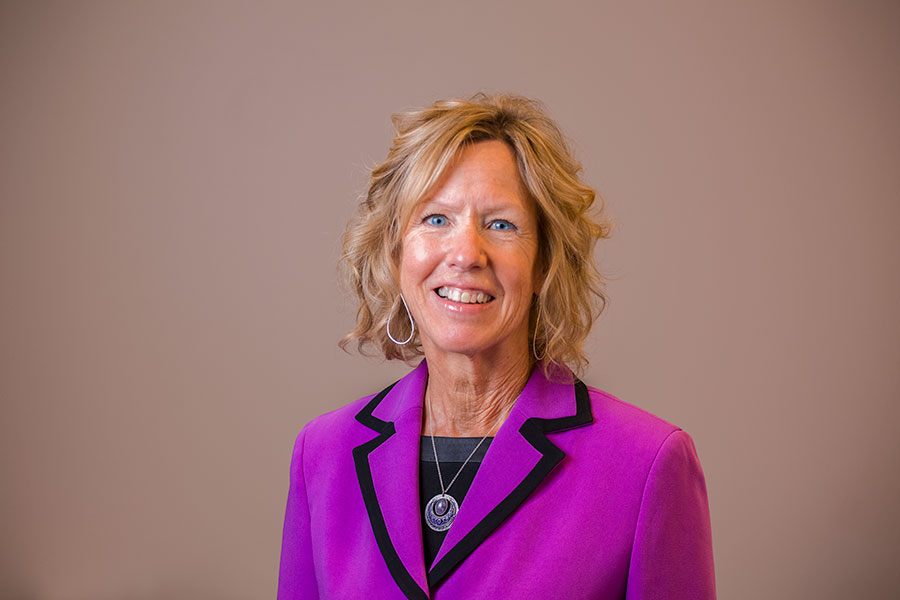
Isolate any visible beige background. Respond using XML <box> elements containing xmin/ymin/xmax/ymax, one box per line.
<box><xmin>2</xmin><ymin>1</ymin><xmax>899</xmax><ymax>598</ymax></box>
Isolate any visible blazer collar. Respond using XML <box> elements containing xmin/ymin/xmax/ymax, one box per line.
<box><xmin>353</xmin><ymin>360</ymin><xmax>593</xmax><ymax>599</ymax></box>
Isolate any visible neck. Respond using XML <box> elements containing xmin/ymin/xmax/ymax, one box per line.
<box><xmin>423</xmin><ymin>347</ymin><xmax>534</xmax><ymax>437</ymax></box>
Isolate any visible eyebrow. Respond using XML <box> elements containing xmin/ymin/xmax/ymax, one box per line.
<box><xmin>414</xmin><ymin>196</ymin><xmax>529</xmax><ymax>215</ymax></box>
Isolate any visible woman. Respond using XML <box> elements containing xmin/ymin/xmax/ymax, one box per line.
<box><xmin>278</xmin><ymin>94</ymin><xmax>715</xmax><ymax>599</ymax></box>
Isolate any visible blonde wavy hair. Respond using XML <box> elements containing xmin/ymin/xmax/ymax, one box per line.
<box><xmin>339</xmin><ymin>93</ymin><xmax>611</xmax><ymax>377</ymax></box>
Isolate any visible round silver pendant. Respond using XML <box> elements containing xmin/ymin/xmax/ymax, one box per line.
<box><xmin>424</xmin><ymin>493</ymin><xmax>459</xmax><ymax>532</ymax></box>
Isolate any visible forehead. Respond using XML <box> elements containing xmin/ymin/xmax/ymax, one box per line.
<box><xmin>413</xmin><ymin>140</ymin><xmax>532</xmax><ymax>212</ymax></box>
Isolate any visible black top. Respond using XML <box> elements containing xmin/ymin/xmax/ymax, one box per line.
<box><xmin>419</xmin><ymin>436</ymin><xmax>493</xmax><ymax>569</ymax></box>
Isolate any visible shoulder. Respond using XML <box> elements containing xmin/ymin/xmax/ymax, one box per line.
<box><xmin>286</xmin><ymin>380</ymin><xmax>401</xmax><ymax>476</ymax></box>
<box><xmin>586</xmin><ymin>385</ymin><xmax>679</xmax><ymax>432</ymax></box>
<box><xmin>292</xmin><ymin>388</ymin><xmax>383</xmax><ymax>453</ymax></box>
<box><xmin>559</xmin><ymin>384</ymin><xmax>707</xmax><ymax>498</ymax></box>
<box><xmin>581</xmin><ymin>383</ymin><xmax>693</xmax><ymax>460</ymax></box>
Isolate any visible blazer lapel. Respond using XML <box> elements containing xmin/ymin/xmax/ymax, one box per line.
<box><xmin>352</xmin><ymin>361</ymin><xmax>593</xmax><ymax>596</ymax></box>
<box><xmin>353</xmin><ymin>362</ymin><xmax>430</xmax><ymax>600</ymax></box>
<box><xmin>427</xmin><ymin>364</ymin><xmax>593</xmax><ymax>588</ymax></box>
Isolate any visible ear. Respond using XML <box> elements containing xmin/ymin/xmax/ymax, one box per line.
<box><xmin>532</xmin><ymin>276</ymin><xmax>545</xmax><ymax>297</ymax></box>
<box><xmin>532</xmin><ymin>253</ymin><xmax>547</xmax><ymax>296</ymax></box>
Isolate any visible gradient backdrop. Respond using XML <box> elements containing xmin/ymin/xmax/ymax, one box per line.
<box><xmin>2</xmin><ymin>1</ymin><xmax>899</xmax><ymax>599</ymax></box>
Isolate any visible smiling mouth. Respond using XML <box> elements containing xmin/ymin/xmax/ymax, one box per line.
<box><xmin>435</xmin><ymin>286</ymin><xmax>494</xmax><ymax>304</ymax></box>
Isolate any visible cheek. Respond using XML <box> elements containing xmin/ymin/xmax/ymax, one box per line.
<box><xmin>399</xmin><ymin>237</ymin><xmax>439</xmax><ymax>287</ymax></box>
<box><xmin>402</xmin><ymin>240</ymin><xmax>429</xmax><ymax>266</ymax></box>
<box><xmin>507</xmin><ymin>248</ymin><xmax>540</xmax><ymax>295</ymax></box>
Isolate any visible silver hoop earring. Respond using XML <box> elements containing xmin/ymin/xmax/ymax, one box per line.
<box><xmin>532</xmin><ymin>296</ymin><xmax>545</xmax><ymax>361</ymax></box>
<box><xmin>386</xmin><ymin>294</ymin><xmax>415</xmax><ymax>345</ymax></box>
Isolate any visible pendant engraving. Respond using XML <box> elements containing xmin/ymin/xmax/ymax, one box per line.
<box><xmin>424</xmin><ymin>493</ymin><xmax>458</xmax><ymax>532</ymax></box>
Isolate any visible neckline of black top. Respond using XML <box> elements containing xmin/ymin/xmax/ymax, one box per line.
<box><xmin>419</xmin><ymin>435</ymin><xmax>494</xmax><ymax>463</ymax></box>
<box><xmin>419</xmin><ymin>437</ymin><xmax>494</xmax><ymax>569</ymax></box>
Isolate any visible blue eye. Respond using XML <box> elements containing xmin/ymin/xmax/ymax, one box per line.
<box><xmin>490</xmin><ymin>220</ymin><xmax>516</xmax><ymax>231</ymax></box>
<box><xmin>425</xmin><ymin>214</ymin><xmax>447</xmax><ymax>226</ymax></box>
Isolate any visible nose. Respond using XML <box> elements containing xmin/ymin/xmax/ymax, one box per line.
<box><xmin>449</xmin><ymin>222</ymin><xmax>487</xmax><ymax>270</ymax></box>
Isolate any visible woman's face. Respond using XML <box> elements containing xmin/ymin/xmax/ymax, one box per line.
<box><xmin>399</xmin><ymin>140</ymin><xmax>542</xmax><ymax>363</ymax></box>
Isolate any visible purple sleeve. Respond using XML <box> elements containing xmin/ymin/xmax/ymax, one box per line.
<box><xmin>277</xmin><ymin>426</ymin><xmax>320</xmax><ymax>600</ymax></box>
<box><xmin>625</xmin><ymin>430</ymin><xmax>716</xmax><ymax>599</ymax></box>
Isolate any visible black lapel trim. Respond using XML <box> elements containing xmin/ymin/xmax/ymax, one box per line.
<box><xmin>352</xmin><ymin>381</ymin><xmax>429</xmax><ymax>600</ymax></box>
<box><xmin>427</xmin><ymin>380</ymin><xmax>593</xmax><ymax>587</ymax></box>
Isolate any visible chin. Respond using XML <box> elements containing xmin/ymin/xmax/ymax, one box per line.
<box><xmin>431</xmin><ymin>343</ymin><xmax>486</xmax><ymax>357</ymax></box>
<box><xmin>427</xmin><ymin>336</ymin><xmax>516</xmax><ymax>361</ymax></box>
<box><xmin>424</xmin><ymin>334</ymin><xmax>485</xmax><ymax>356</ymax></box>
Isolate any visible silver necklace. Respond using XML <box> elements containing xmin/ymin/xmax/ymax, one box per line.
<box><xmin>423</xmin><ymin>432</ymin><xmax>490</xmax><ymax>532</ymax></box>
<box><xmin>423</xmin><ymin>388</ymin><xmax>519</xmax><ymax>532</ymax></box>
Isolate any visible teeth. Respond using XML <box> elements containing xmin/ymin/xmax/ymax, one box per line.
<box><xmin>437</xmin><ymin>286</ymin><xmax>492</xmax><ymax>304</ymax></box>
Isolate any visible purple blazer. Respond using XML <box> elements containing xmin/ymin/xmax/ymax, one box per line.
<box><xmin>278</xmin><ymin>361</ymin><xmax>715</xmax><ymax>599</ymax></box>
